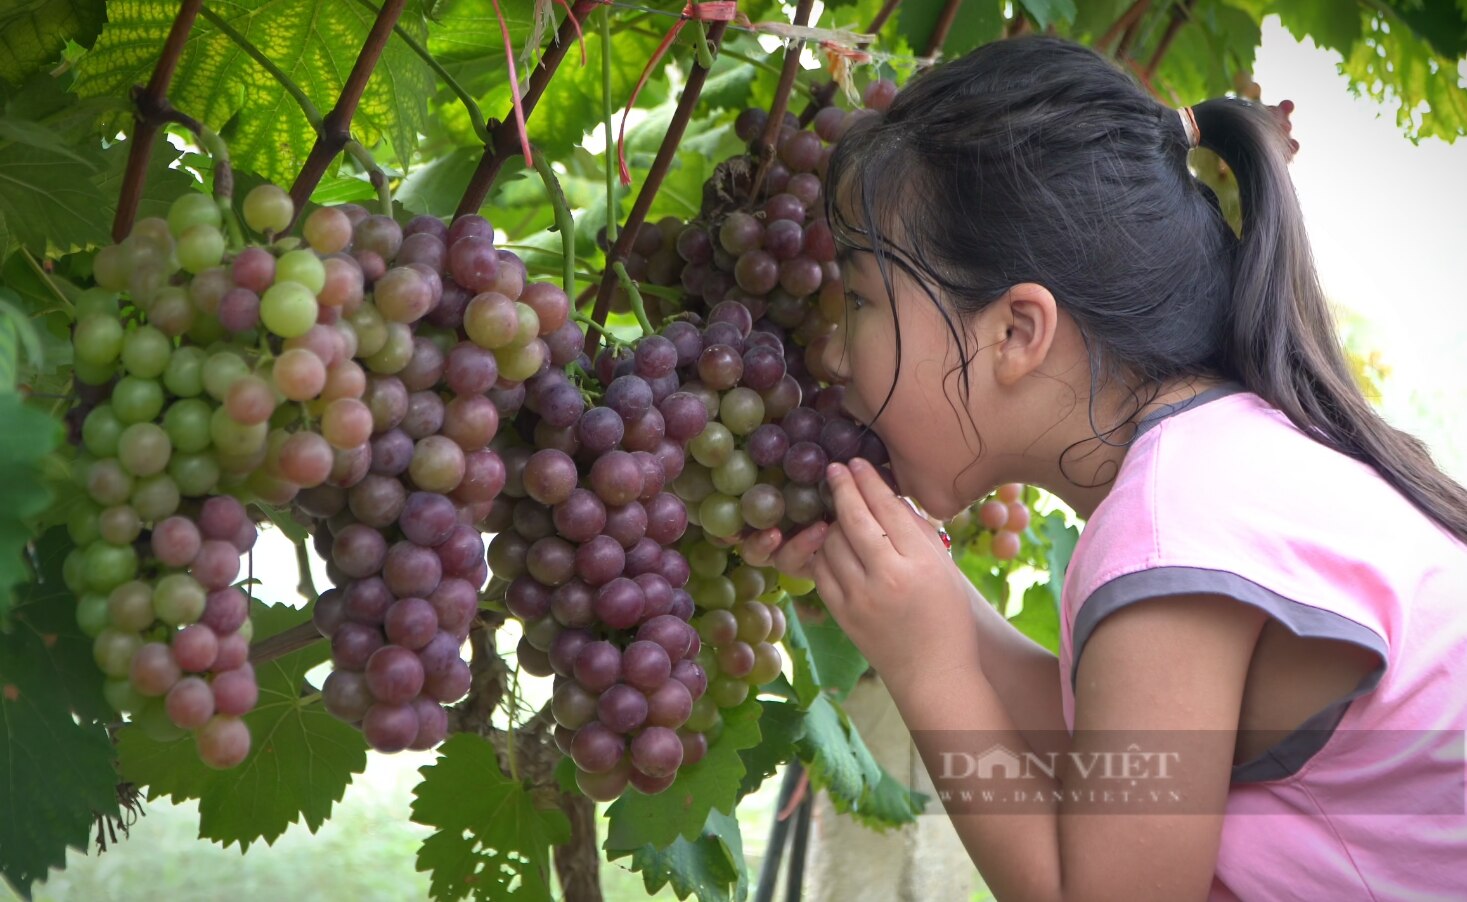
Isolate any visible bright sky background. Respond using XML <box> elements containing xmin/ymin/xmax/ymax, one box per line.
<box><xmin>1251</xmin><ymin>17</ymin><xmax>1467</xmax><ymax>481</ymax></box>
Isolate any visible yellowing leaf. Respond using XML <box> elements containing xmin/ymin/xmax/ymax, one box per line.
<box><xmin>74</xmin><ymin>0</ymin><xmax>435</xmax><ymax>186</ymax></box>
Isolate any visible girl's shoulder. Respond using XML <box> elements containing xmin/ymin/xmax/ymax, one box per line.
<box><xmin>1062</xmin><ymin>387</ymin><xmax>1466</xmax><ymax>669</ymax></box>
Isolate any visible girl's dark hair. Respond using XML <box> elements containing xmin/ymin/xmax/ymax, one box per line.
<box><xmin>824</xmin><ymin>34</ymin><xmax>1467</xmax><ymax>544</ymax></box>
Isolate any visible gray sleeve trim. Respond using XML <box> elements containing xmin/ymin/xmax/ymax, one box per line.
<box><xmin>1071</xmin><ymin>566</ymin><xmax>1388</xmax><ymax>784</ymax></box>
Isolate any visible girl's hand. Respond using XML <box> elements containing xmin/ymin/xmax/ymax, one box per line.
<box><xmin>813</xmin><ymin>458</ymin><xmax>982</xmax><ymax>689</ymax></box>
<box><xmin>738</xmin><ymin>521</ymin><xmax>830</xmax><ymax>581</ymax></box>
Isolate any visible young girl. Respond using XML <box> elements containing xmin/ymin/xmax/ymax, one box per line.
<box><xmin>743</xmin><ymin>36</ymin><xmax>1467</xmax><ymax>900</ymax></box>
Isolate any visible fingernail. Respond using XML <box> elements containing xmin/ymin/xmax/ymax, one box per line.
<box><xmin>826</xmin><ymin>463</ymin><xmax>843</xmax><ymax>480</ymax></box>
<box><xmin>849</xmin><ymin>457</ymin><xmax>868</xmax><ymax>473</ymax></box>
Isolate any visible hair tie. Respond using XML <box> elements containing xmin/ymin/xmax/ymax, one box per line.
<box><xmin>1178</xmin><ymin>106</ymin><xmax>1201</xmax><ymax>148</ymax></box>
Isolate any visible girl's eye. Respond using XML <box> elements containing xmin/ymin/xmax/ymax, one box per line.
<box><xmin>845</xmin><ymin>290</ymin><xmax>866</xmax><ymax>311</ymax></box>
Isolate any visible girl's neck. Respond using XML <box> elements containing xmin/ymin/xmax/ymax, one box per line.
<box><xmin>1032</xmin><ymin>375</ymin><xmax>1230</xmax><ymax>519</ymax></box>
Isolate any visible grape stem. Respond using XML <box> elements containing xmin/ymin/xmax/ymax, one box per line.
<box><xmin>529</xmin><ymin>146</ymin><xmax>579</xmax><ymax>296</ymax></box>
<box><xmin>287</xmin><ymin>0</ymin><xmax>408</xmax><ymax>223</ymax></box>
<box><xmin>248</xmin><ymin>621</ymin><xmax>322</xmax><ymax>664</ymax></box>
<box><xmin>111</xmin><ymin>0</ymin><xmax>205</xmax><ymax>242</ymax></box>
<box><xmin>1098</xmin><ymin>0</ymin><xmax>1150</xmax><ymax>54</ymax></box>
<box><xmin>584</xmin><ymin>21</ymin><xmax>730</xmax><ymax>354</ymax></box>
<box><xmin>344</xmin><ymin>139</ymin><xmax>394</xmax><ymax>215</ymax></box>
<box><xmin>750</xmin><ymin>0</ymin><xmax>817</xmax><ymax>201</ymax></box>
<box><xmin>153</xmin><ymin>105</ymin><xmax>246</xmax><ymax>249</ymax></box>
<box><xmin>1142</xmin><ymin>0</ymin><xmax>1196</xmax><ymax>83</ymax></box>
<box><xmin>612</xmin><ymin>261</ymin><xmax>654</xmax><ymax>334</ymax></box>
<box><xmin>293</xmin><ymin>536</ymin><xmax>318</xmax><ymax>603</ymax></box>
<box><xmin>455</xmin><ymin>0</ymin><xmax>601</xmax><ymax>219</ymax></box>
<box><xmin>923</xmin><ymin>0</ymin><xmax>964</xmax><ymax>58</ymax></box>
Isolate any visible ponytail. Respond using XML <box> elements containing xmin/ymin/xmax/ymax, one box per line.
<box><xmin>1192</xmin><ymin>98</ymin><xmax>1467</xmax><ymax>544</ymax></box>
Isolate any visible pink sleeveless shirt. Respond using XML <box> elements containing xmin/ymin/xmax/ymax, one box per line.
<box><xmin>1056</xmin><ymin>388</ymin><xmax>1467</xmax><ymax>900</ymax></box>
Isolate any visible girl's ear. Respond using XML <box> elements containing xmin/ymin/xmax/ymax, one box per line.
<box><xmin>989</xmin><ymin>282</ymin><xmax>1060</xmax><ymax>387</ymax></box>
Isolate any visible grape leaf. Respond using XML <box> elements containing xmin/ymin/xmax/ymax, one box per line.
<box><xmin>795</xmin><ymin>694</ymin><xmax>880</xmax><ymax>810</ymax></box>
<box><xmin>3</xmin><ymin>528</ymin><xmax>109</xmax><ymax>721</ymax></box>
<box><xmin>1008</xmin><ymin>583</ymin><xmax>1060</xmax><ymax>655</ymax></box>
<box><xmin>0</xmin><ymin>633</ymin><xmax>118</xmax><ymax>901</ymax></box>
<box><xmin>410</xmin><ymin>732</ymin><xmax>571</xmax><ymax>902</ymax></box>
<box><xmin>1146</xmin><ymin>0</ymin><xmax>1261</xmax><ymax>105</ymax></box>
<box><xmin>1270</xmin><ymin>0</ymin><xmax>1363</xmax><ymax>55</ymax></box>
<box><xmin>0</xmin><ymin>530</ymin><xmax>117</xmax><ymax>901</ymax></box>
<box><xmin>423</xmin><ymin>0</ymin><xmax>537</xmax><ymax>63</ymax></box>
<box><xmin>843</xmin><ymin>767</ymin><xmax>928</xmax><ymax>831</ymax></box>
<box><xmin>0</xmin><ymin>130</ymin><xmax>105</xmax><ymax>256</ymax></box>
<box><xmin>1017</xmin><ymin>0</ymin><xmax>1078</xmax><ymax>30</ymax></box>
<box><xmin>116</xmin><ymin>600</ymin><xmax>369</xmax><ymax>851</ymax></box>
<box><xmin>73</xmin><ymin>0</ymin><xmax>435</xmax><ymax>187</ymax></box>
<box><xmin>896</xmin><ymin>0</ymin><xmax>1003</xmax><ymax>59</ymax></box>
<box><xmin>780</xmin><ymin>597</ymin><xmax>868</xmax><ymax>706</ymax></box>
<box><xmin>609</xmin><ymin>807</ymin><xmax>746</xmax><ymax>902</ymax></box>
<box><xmin>527</xmin><ymin>24</ymin><xmax>669</xmax><ymax>157</ymax></box>
<box><xmin>0</xmin><ymin>395</ymin><xmax>61</xmax><ymax>623</ymax></box>
<box><xmin>1341</xmin><ymin>13</ymin><xmax>1467</xmax><ymax>141</ymax></box>
<box><xmin>94</xmin><ymin>133</ymin><xmax>202</xmax><ymax>235</ymax></box>
<box><xmin>603</xmin><ymin>696</ymin><xmax>762</xmax><ymax>851</ymax></box>
<box><xmin>738</xmin><ymin>698</ymin><xmax>807</xmax><ymax>797</ymax></box>
<box><xmin>0</xmin><ymin>0</ymin><xmax>106</xmax><ymax>88</ymax></box>
<box><xmin>1036</xmin><ymin>511</ymin><xmax>1078</xmax><ymax>603</ymax></box>
<box><xmin>796</xmin><ymin>693</ymin><xmax>920</xmax><ymax>830</ymax></box>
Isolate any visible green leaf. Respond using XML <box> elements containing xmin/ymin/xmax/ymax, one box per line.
<box><xmin>1269</xmin><ymin>0</ymin><xmax>1363</xmax><ymax>54</ymax></box>
<box><xmin>94</xmin><ymin>134</ymin><xmax>202</xmax><ymax>232</ymax></box>
<box><xmin>896</xmin><ymin>0</ymin><xmax>1004</xmax><ymax>58</ymax></box>
<box><xmin>410</xmin><ymin>732</ymin><xmax>571</xmax><ymax>902</ymax></box>
<box><xmin>610</xmin><ymin>807</ymin><xmax>746</xmax><ymax>902</ymax></box>
<box><xmin>0</xmin><ymin>529</ymin><xmax>118</xmax><ymax>901</ymax></box>
<box><xmin>0</xmin><ymin>395</ymin><xmax>61</xmax><ymax>622</ymax></box>
<box><xmin>847</xmin><ymin>767</ymin><xmax>927</xmax><ymax>831</ymax></box>
<box><xmin>1378</xmin><ymin>0</ymin><xmax>1467</xmax><ymax>59</ymax></box>
<box><xmin>4</xmin><ymin>528</ymin><xmax>110</xmax><ymax>721</ymax></box>
<box><xmin>423</xmin><ymin>0</ymin><xmax>536</xmax><ymax>63</ymax></box>
<box><xmin>1008</xmin><ymin>582</ymin><xmax>1060</xmax><ymax>654</ymax></box>
<box><xmin>603</xmin><ymin>697</ymin><xmax>762</xmax><ymax>851</ymax></box>
<box><xmin>738</xmin><ymin>698</ymin><xmax>807</xmax><ymax>797</ymax></box>
<box><xmin>397</xmin><ymin>145</ymin><xmax>484</xmax><ymax>217</ymax></box>
<box><xmin>795</xmin><ymin>695</ymin><xmax>921</xmax><ymax>830</ymax></box>
<box><xmin>73</xmin><ymin>0</ymin><xmax>436</xmax><ymax>187</ymax></box>
<box><xmin>527</xmin><ymin>22</ymin><xmax>669</xmax><ymax>158</ymax></box>
<box><xmin>781</xmin><ymin>598</ymin><xmax>868</xmax><ymax>706</ymax></box>
<box><xmin>1036</xmin><ymin>511</ymin><xmax>1078</xmax><ymax>599</ymax></box>
<box><xmin>795</xmin><ymin>694</ymin><xmax>878</xmax><ymax>809</ymax></box>
<box><xmin>1017</xmin><ymin>0</ymin><xmax>1078</xmax><ymax>30</ymax></box>
<box><xmin>116</xmin><ymin>601</ymin><xmax>369</xmax><ymax>851</ymax></box>
<box><xmin>1341</xmin><ymin>12</ymin><xmax>1467</xmax><ymax>141</ymax></box>
<box><xmin>0</xmin><ymin>638</ymin><xmax>117</xmax><ymax>901</ymax></box>
<box><xmin>0</xmin><ymin>130</ymin><xmax>103</xmax><ymax>256</ymax></box>
<box><xmin>1146</xmin><ymin>0</ymin><xmax>1261</xmax><ymax>105</ymax></box>
<box><xmin>0</xmin><ymin>115</ymin><xmax>94</xmax><ymax>165</ymax></box>
<box><xmin>0</xmin><ymin>0</ymin><xmax>106</xmax><ymax>88</ymax></box>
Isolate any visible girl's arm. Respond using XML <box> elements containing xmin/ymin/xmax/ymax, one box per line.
<box><xmin>817</xmin><ymin>460</ymin><xmax>1267</xmax><ymax>901</ymax></box>
<box><xmin>887</xmin><ymin>592</ymin><xmax>1266</xmax><ymax>902</ymax></box>
<box><xmin>963</xmin><ymin>579</ymin><xmax>1070</xmax><ymax>748</ymax></box>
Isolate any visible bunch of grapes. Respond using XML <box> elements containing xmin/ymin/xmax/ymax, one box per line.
<box><xmin>946</xmin><ymin>483</ymin><xmax>1030</xmax><ymax>561</ymax></box>
<box><xmin>282</xmin><ymin>209</ymin><xmax>580</xmax><ymax>754</ymax></box>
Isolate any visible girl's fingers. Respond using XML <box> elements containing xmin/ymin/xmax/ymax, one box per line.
<box><xmin>825</xmin><ymin>463</ymin><xmax>890</xmax><ymax>558</ymax></box>
<box><xmin>739</xmin><ymin>528</ymin><xmax>782</xmax><ymax>567</ymax></box>
<box><xmin>772</xmin><ymin>522</ymin><xmax>828</xmax><ymax>577</ymax></box>
<box><xmin>818</xmin><ymin>523</ymin><xmax>864</xmax><ymax>583</ymax></box>
<box><xmin>847</xmin><ymin>458</ymin><xmax>929</xmax><ymax>556</ymax></box>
